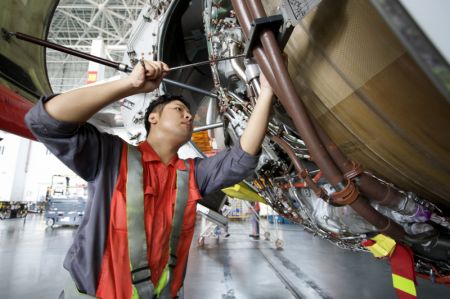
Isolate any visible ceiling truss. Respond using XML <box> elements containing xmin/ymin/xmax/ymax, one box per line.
<box><xmin>47</xmin><ymin>0</ymin><xmax>148</xmax><ymax>93</ymax></box>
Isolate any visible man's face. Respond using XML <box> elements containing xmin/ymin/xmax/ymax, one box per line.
<box><xmin>149</xmin><ymin>100</ymin><xmax>193</xmax><ymax>143</ymax></box>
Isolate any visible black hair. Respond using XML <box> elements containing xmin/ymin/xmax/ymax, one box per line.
<box><xmin>144</xmin><ymin>94</ymin><xmax>191</xmax><ymax>136</ymax></box>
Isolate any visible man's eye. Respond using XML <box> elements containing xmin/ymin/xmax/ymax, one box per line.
<box><xmin>175</xmin><ymin>107</ymin><xmax>182</xmax><ymax>111</ymax></box>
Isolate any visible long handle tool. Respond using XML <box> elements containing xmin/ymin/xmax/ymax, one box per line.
<box><xmin>168</xmin><ymin>54</ymin><xmax>245</xmax><ymax>71</ymax></box>
<box><xmin>5</xmin><ymin>30</ymin><xmax>222</xmax><ymax>98</ymax></box>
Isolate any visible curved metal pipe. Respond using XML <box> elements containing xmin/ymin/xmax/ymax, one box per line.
<box><xmin>270</xmin><ymin>135</ymin><xmax>323</xmax><ymax>196</ymax></box>
<box><xmin>230</xmin><ymin>42</ymin><xmax>247</xmax><ymax>81</ymax></box>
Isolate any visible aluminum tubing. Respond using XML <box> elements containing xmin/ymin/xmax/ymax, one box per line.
<box><xmin>230</xmin><ymin>42</ymin><xmax>247</xmax><ymax>81</ymax></box>
<box><xmin>245</xmin><ymin>0</ymin><xmax>344</xmax><ymax>187</ymax></box>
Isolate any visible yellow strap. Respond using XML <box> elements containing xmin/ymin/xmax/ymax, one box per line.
<box><xmin>155</xmin><ymin>265</ymin><xmax>169</xmax><ymax>296</ymax></box>
<box><xmin>392</xmin><ymin>274</ymin><xmax>417</xmax><ymax>296</ymax></box>
<box><xmin>132</xmin><ymin>265</ymin><xmax>169</xmax><ymax>298</ymax></box>
<box><xmin>131</xmin><ymin>286</ymin><xmax>139</xmax><ymax>299</ymax></box>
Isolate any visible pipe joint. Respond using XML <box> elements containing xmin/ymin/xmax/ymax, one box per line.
<box><xmin>343</xmin><ymin>161</ymin><xmax>363</xmax><ymax>180</ymax></box>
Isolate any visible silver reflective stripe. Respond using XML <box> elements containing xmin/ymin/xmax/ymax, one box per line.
<box><xmin>127</xmin><ymin>145</ymin><xmax>154</xmax><ymax>298</ymax></box>
<box><xmin>159</xmin><ymin>160</ymin><xmax>190</xmax><ymax>299</ymax></box>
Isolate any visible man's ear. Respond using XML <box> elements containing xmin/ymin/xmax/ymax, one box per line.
<box><xmin>149</xmin><ymin>112</ymin><xmax>159</xmax><ymax>125</ymax></box>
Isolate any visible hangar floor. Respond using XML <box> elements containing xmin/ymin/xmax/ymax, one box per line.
<box><xmin>0</xmin><ymin>214</ymin><xmax>448</xmax><ymax>299</ymax></box>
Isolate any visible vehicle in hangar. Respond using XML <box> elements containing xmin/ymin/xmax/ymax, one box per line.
<box><xmin>1</xmin><ymin>0</ymin><xmax>449</xmax><ymax>292</ymax></box>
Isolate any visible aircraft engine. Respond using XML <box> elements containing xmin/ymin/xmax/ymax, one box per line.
<box><xmin>121</xmin><ymin>0</ymin><xmax>450</xmax><ymax>282</ymax></box>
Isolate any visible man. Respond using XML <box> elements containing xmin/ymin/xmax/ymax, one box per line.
<box><xmin>249</xmin><ymin>201</ymin><xmax>260</xmax><ymax>240</ymax></box>
<box><xmin>25</xmin><ymin>60</ymin><xmax>274</xmax><ymax>298</ymax></box>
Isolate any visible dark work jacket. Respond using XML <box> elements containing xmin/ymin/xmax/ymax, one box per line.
<box><xmin>24</xmin><ymin>96</ymin><xmax>260</xmax><ymax>295</ymax></box>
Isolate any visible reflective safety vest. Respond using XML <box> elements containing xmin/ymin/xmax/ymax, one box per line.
<box><xmin>126</xmin><ymin>145</ymin><xmax>190</xmax><ymax>298</ymax></box>
<box><xmin>65</xmin><ymin>144</ymin><xmax>192</xmax><ymax>298</ymax></box>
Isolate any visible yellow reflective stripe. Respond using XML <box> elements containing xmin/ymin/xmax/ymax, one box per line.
<box><xmin>131</xmin><ymin>286</ymin><xmax>139</xmax><ymax>299</ymax></box>
<box><xmin>131</xmin><ymin>267</ymin><xmax>168</xmax><ymax>299</ymax></box>
<box><xmin>392</xmin><ymin>274</ymin><xmax>416</xmax><ymax>296</ymax></box>
<box><xmin>130</xmin><ymin>261</ymin><xmax>139</xmax><ymax>299</ymax></box>
<box><xmin>155</xmin><ymin>265</ymin><xmax>169</xmax><ymax>296</ymax></box>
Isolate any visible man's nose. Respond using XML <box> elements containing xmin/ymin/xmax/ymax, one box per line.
<box><xmin>184</xmin><ymin>112</ymin><xmax>192</xmax><ymax>120</ymax></box>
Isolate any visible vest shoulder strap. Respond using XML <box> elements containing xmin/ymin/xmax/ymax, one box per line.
<box><xmin>127</xmin><ymin>145</ymin><xmax>191</xmax><ymax>299</ymax></box>
<box><xmin>159</xmin><ymin>159</ymin><xmax>190</xmax><ymax>298</ymax></box>
<box><xmin>127</xmin><ymin>144</ymin><xmax>154</xmax><ymax>298</ymax></box>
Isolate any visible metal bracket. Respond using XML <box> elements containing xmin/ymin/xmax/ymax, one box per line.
<box><xmin>244</xmin><ymin>15</ymin><xmax>284</xmax><ymax>58</ymax></box>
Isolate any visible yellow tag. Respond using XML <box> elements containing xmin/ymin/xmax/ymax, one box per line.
<box><xmin>366</xmin><ymin>234</ymin><xmax>396</xmax><ymax>258</ymax></box>
<box><xmin>222</xmin><ymin>182</ymin><xmax>266</xmax><ymax>203</ymax></box>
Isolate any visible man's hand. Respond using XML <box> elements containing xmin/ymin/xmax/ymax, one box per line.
<box><xmin>127</xmin><ymin>60</ymin><xmax>169</xmax><ymax>94</ymax></box>
<box><xmin>259</xmin><ymin>71</ymin><xmax>274</xmax><ymax>99</ymax></box>
<box><xmin>240</xmin><ymin>70</ymin><xmax>274</xmax><ymax>155</ymax></box>
<box><xmin>45</xmin><ymin>60</ymin><xmax>169</xmax><ymax>123</ymax></box>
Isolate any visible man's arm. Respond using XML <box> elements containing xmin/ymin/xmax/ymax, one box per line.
<box><xmin>44</xmin><ymin>60</ymin><xmax>169</xmax><ymax>122</ymax></box>
<box><xmin>239</xmin><ymin>72</ymin><xmax>274</xmax><ymax>155</ymax></box>
<box><xmin>25</xmin><ymin>60</ymin><xmax>168</xmax><ymax>181</ymax></box>
<box><xmin>194</xmin><ymin>142</ymin><xmax>260</xmax><ymax>196</ymax></box>
<box><xmin>194</xmin><ymin>71</ymin><xmax>274</xmax><ymax>196</ymax></box>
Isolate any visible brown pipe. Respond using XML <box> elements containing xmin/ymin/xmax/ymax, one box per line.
<box><xmin>241</xmin><ymin>0</ymin><xmax>407</xmax><ymax>240</ymax></box>
<box><xmin>244</xmin><ymin>0</ymin><xmax>344</xmax><ymax>187</ymax></box>
<box><xmin>312</xmin><ymin>119</ymin><xmax>406</xmax><ymax>209</ymax></box>
<box><xmin>270</xmin><ymin>136</ymin><xmax>324</xmax><ymax>196</ymax></box>
<box><xmin>350</xmin><ymin>198</ymin><xmax>405</xmax><ymax>240</ymax></box>
<box><xmin>358</xmin><ymin>175</ymin><xmax>404</xmax><ymax>208</ymax></box>
<box><xmin>231</xmin><ymin>0</ymin><xmax>281</xmax><ymax>96</ymax></box>
<box><xmin>271</xmin><ymin>135</ymin><xmax>405</xmax><ymax>240</ymax></box>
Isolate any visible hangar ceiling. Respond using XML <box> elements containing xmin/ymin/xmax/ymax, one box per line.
<box><xmin>47</xmin><ymin>0</ymin><xmax>147</xmax><ymax>92</ymax></box>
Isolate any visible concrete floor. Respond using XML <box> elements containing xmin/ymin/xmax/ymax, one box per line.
<box><xmin>0</xmin><ymin>214</ymin><xmax>448</xmax><ymax>298</ymax></box>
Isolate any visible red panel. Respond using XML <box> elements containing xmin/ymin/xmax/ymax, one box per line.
<box><xmin>0</xmin><ymin>85</ymin><xmax>36</xmax><ymax>140</ymax></box>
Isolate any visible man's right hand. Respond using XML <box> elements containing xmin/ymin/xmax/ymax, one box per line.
<box><xmin>44</xmin><ymin>60</ymin><xmax>170</xmax><ymax>123</ymax></box>
<box><xmin>127</xmin><ymin>60</ymin><xmax>169</xmax><ymax>94</ymax></box>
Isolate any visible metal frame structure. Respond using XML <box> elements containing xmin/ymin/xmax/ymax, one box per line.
<box><xmin>46</xmin><ymin>0</ymin><xmax>147</xmax><ymax>93</ymax></box>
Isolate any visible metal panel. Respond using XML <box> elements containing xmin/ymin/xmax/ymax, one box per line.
<box><xmin>0</xmin><ymin>0</ymin><xmax>57</xmax><ymax>102</ymax></box>
<box><xmin>282</xmin><ymin>0</ymin><xmax>450</xmax><ymax>207</ymax></box>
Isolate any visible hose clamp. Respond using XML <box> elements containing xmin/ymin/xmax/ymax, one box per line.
<box><xmin>331</xmin><ymin>179</ymin><xmax>360</xmax><ymax>206</ymax></box>
<box><xmin>343</xmin><ymin>161</ymin><xmax>363</xmax><ymax>180</ymax></box>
